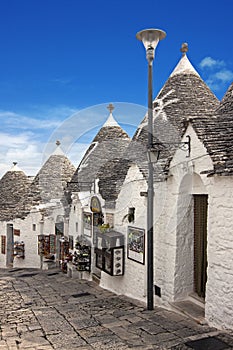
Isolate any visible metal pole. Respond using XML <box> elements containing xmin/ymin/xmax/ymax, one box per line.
<box><xmin>147</xmin><ymin>53</ymin><xmax>154</xmax><ymax>310</ymax></box>
<box><xmin>136</xmin><ymin>27</ymin><xmax>166</xmax><ymax>311</ymax></box>
<box><xmin>39</xmin><ymin>219</ymin><xmax>44</xmax><ymax>269</ymax></box>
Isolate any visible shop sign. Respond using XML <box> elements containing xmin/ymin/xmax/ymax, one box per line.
<box><xmin>90</xmin><ymin>196</ymin><xmax>101</xmax><ymax>213</ymax></box>
<box><xmin>14</xmin><ymin>229</ymin><xmax>20</xmax><ymax>236</ymax></box>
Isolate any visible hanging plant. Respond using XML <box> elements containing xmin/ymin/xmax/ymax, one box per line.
<box><xmin>98</xmin><ymin>223</ymin><xmax>110</xmax><ymax>233</ymax></box>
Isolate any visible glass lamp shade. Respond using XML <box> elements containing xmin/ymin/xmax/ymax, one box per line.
<box><xmin>147</xmin><ymin>149</ymin><xmax>160</xmax><ymax>163</ymax></box>
<box><xmin>136</xmin><ymin>28</ymin><xmax>166</xmax><ymax>50</ymax></box>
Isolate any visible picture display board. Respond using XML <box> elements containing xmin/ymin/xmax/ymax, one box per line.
<box><xmin>83</xmin><ymin>212</ymin><xmax>92</xmax><ymax>237</ymax></box>
<box><xmin>127</xmin><ymin>226</ymin><xmax>145</xmax><ymax>264</ymax></box>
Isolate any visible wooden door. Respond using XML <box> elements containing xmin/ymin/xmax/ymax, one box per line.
<box><xmin>6</xmin><ymin>224</ymin><xmax>14</xmax><ymax>267</ymax></box>
<box><xmin>194</xmin><ymin>195</ymin><xmax>208</xmax><ymax>298</ymax></box>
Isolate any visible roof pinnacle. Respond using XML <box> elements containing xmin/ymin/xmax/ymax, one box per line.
<box><xmin>103</xmin><ymin>104</ymin><xmax>120</xmax><ymax>128</ymax></box>
<box><xmin>180</xmin><ymin>42</ymin><xmax>188</xmax><ymax>56</ymax></box>
<box><xmin>107</xmin><ymin>103</ymin><xmax>115</xmax><ymax>114</ymax></box>
<box><xmin>53</xmin><ymin>140</ymin><xmax>64</xmax><ymax>156</ymax></box>
<box><xmin>10</xmin><ymin>162</ymin><xmax>21</xmax><ymax>172</ymax></box>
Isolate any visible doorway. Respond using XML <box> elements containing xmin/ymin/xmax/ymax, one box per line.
<box><xmin>193</xmin><ymin>195</ymin><xmax>208</xmax><ymax>299</ymax></box>
<box><xmin>6</xmin><ymin>224</ymin><xmax>14</xmax><ymax>267</ymax></box>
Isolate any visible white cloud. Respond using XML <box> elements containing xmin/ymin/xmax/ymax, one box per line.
<box><xmin>205</xmin><ymin>79</ymin><xmax>219</xmax><ymax>92</ymax></box>
<box><xmin>199</xmin><ymin>57</ymin><xmax>225</xmax><ymax>69</ymax></box>
<box><xmin>0</xmin><ymin>132</ymin><xmax>32</xmax><ymax>147</ymax></box>
<box><xmin>0</xmin><ymin>102</ymin><xmax>145</xmax><ymax>179</ymax></box>
<box><xmin>206</xmin><ymin>69</ymin><xmax>233</xmax><ymax>92</ymax></box>
<box><xmin>67</xmin><ymin>142</ymin><xmax>90</xmax><ymax>168</ymax></box>
<box><xmin>0</xmin><ymin>104</ymin><xmax>81</xmax><ymax>178</ymax></box>
<box><xmin>0</xmin><ymin>105</ymin><xmax>78</xmax><ymax>131</ymax></box>
<box><xmin>199</xmin><ymin>56</ymin><xmax>233</xmax><ymax>94</ymax></box>
<box><xmin>214</xmin><ymin>69</ymin><xmax>233</xmax><ymax>83</ymax></box>
<box><xmin>6</xmin><ymin>144</ymin><xmax>42</xmax><ymax>169</ymax></box>
<box><xmin>0</xmin><ymin>134</ymin><xmax>44</xmax><ymax>178</ymax></box>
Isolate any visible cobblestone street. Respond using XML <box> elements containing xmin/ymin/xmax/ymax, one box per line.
<box><xmin>0</xmin><ymin>268</ymin><xmax>233</xmax><ymax>350</ymax></box>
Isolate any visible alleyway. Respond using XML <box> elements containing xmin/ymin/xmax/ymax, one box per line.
<box><xmin>0</xmin><ymin>269</ymin><xmax>233</xmax><ymax>350</ymax></box>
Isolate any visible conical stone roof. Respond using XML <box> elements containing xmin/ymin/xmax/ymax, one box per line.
<box><xmin>130</xmin><ymin>44</ymin><xmax>220</xmax><ymax>181</ymax></box>
<box><xmin>192</xmin><ymin>82</ymin><xmax>233</xmax><ymax>176</ymax></box>
<box><xmin>0</xmin><ymin>163</ymin><xmax>32</xmax><ymax>221</ymax></box>
<box><xmin>15</xmin><ymin>144</ymin><xmax>75</xmax><ymax>218</ymax></box>
<box><xmin>215</xmin><ymin>81</ymin><xmax>233</xmax><ymax>119</ymax></box>
<box><xmin>71</xmin><ymin>105</ymin><xmax>131</xmax><ymax>199</ymax></box>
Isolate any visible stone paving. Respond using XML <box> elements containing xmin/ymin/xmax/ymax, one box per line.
<box><xmin>0</xmin><ymin>269</ymin><xmax>233</xmax><ymax>349</ymax></box>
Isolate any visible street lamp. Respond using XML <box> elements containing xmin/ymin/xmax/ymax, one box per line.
<box><xmin>39</xmin><ymin>218</ymin><xmax>44</xmax><ymax>269</ymax></box>
<box><xmin>136</xmin><ymin>28</ymin><xmax>166</xmax><ymax>310</ymax></box>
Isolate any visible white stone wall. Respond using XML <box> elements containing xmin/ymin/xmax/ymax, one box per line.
<box><xmin>0</xmin><ymin>214</ymin><xmax>42</xmax><ymax>269</ymax></box>
<box><xmin>153</xmin><ymin>178</ymin><xmax>178</xmax><ymax>304</ymax></box>
<box><xmin>68</xmin><ymin>195</ymin><xmax>84</xmax><ymax>247</ymax></box>
<box><xmin>100</xmin><ymin>164</ymin><xmax>148</xmax><ymax>302</ymax></box>
<box><xmin>168</xmin><ymin>125</ymin><xmax>212</xmax><ymax>301</ymax></box>
<box><xmin>0</xmin><ymin>204</ymin><xmax>67</xmax><ymax>269</ymax></box>
<box><xmin>12</xmin><ymin>213</ymin><xmax>41</xmax><ymax>268</ymax></box>
<box><xmin>0</xmin><ymin>221</ymin><xmax>7</xmax><ymax>267</ymax></box>
<box><xmin>205</xmin><ymin>176</ymin><xmax>233</xmax><ymax>330</ymax></box>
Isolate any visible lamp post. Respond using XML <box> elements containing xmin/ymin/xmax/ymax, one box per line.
<box><xmin>136</xmin><ymin>28</ymin><xmax>166</xmax><ymax>310</ymax></box>
<box><xmin>39</xmin><ymin>217</ymin><xmax>44</xmax><ymax>269</ymax></box>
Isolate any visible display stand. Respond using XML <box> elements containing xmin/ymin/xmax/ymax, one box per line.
<box><xmin>72</xmin><ymin>244</ymin><xmax>91</xmax><ymax>272</ymax></box>
<box><xmin>14</xmin><ymin>241</ymin><xmax>25</xmax><ymax>259</ymax></box>
<box><xmin>95</xmin><ymin>230</ymin><xmax>124</xmax><ymax>276</ymax></box>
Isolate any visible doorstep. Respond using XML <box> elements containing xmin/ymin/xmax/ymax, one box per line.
<box><xmin>92</xmin><ymin>273</ymin><xmax>101</xmax><ymax>285</ymax></box>
<box><xmin>170</xmin><ymin>295</ymin><xmax>206</xmax><ymax>325</ymax></box>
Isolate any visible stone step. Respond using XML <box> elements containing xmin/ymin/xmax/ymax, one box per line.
<box><xmin>92</xmin><ymin>273</ymin><xmax>101</xmax><ymax>285</ymax></box>
<box><xmin>170</xmin><ymin>299</ymin><xmax>207</xmax><ymax>325</ymax></box>
<box><xmin>187</xmin><ymin>293</ymin><xmax>205</xmax><ymax>308</ymax></box>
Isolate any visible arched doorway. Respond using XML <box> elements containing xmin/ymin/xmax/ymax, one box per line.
<box><xmin>193</xmin><ymin>194</ymin><xmax>208</xmax><ymax>298</ymax></box>
<box><xmin>175</xmin><ymin>173</ymin><xmax>208</xmax><ymax>300</ymax></box>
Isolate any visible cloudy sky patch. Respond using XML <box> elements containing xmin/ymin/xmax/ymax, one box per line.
<box><xmin>199</xmin><ymin>57</ymin><xmax>225</xmax><ymax>69</ymax></box>
<box><xmin>199</xmin><ymin>56</ymin><xmax>233</xmax><ymax>93</ymax></box>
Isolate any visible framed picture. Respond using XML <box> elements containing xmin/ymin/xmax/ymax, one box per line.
<box><xmin>83</xmin><ymin>212</ymin><xmax>92</xmax><ymax>237</ymax></box>
<box><xmin>127</xmin><ymin>226</ymin><xmax>145</xmax><ymax>264</ymax></box>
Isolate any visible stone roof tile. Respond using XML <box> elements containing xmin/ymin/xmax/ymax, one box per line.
<box><xmin>192</xmin><ymin>82</ymin><xmax>233</xmax><ymax>176</ymax></box>
<box><xmin>70</xmin><ymin>109</ymin><xmax>131</xmax><ymax>204</ymax></box>
<box><xmin>14</xmin><ymin>154</ymin><xmax>75</xmax><ymax>219</ymax></box>
<box><xmin>130</xmin><ymin>51</ymin><xmax>219</xmax><ymax>181</ymax></box>
<box><xmin>0</xmin><ymin>164</ymin><xmax>31</xmax><ymax>221</ymax></box>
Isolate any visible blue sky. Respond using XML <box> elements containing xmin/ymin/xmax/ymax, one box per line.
<box><xmin>0</xmin><ymin>0</ymin><xmax>232</xmax><ymax>177</ymax></box>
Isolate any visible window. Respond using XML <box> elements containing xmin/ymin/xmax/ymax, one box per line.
<box><xmin>1</xmin><ymin>236</ymin><xmax>6</xmax><ymax>254</ymax></box>
<box><xmin>33</xmin><ymin>224</ymin><xmax>36</xmax><ymax>231</ymax></box>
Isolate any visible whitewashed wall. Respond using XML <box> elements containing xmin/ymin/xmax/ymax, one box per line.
<box><xmin>0</xmin><ymin>204</ymin><xmax>67</xmax><ymax>269</ymax></box>
<box><xmin>0</xmin><ymin>221</ymin><xmax>7</xmax><ymax>267</ymax></box>
<box><xmin>100</xmin><ymin>164</ymin><xmax>148</xmax><ymax>302</ymax></box>
<box><xmin>153</xmin><ymin>177</ymin><xmax>178</xmax><ymax>305</ymax></box>
<box><xmin>206</xmin><ymin>176</ymin><xmax>233</xmax><ymax>330</ymax></box>
<box><xmin>167</xmin><ymin>125</ymin><xmax>212</xmax><ymax>301</ymax></box>
<box><xmin>12</xmin><ymin>212</ymin><xmax>41</xmax><ymax>268</ymax></box>
<box><xmin>0</xmin><ymin>213</ymin><xmax>42</xmax><ymax>269</ymax></box>
<box><xmin>68</xmin><ymin>194</ymin><xmax>84</xmax><ymax>248</ymax></box>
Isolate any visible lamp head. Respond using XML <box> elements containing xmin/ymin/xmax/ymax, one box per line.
<box><xmin>147</xmin><ymin>148</ymin><xmax>160</xmax><ymax>163</ymax></box>
<box><xmin>136</xmin><ymin>28</ymin><xmax>166</xmax><ymax>61</ymax></box>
